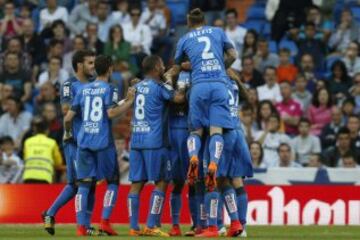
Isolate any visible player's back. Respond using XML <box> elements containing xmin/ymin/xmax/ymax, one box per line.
<box><xmin>175</xmin><ymin>26</ymin><xmax>232</xmax><ymax>84</ymax></box>
<box><xmin>74</xmin><ymin>80</ymin><xmax>113</xmax><ymax>151</ymax></box>
<box><xmin>131</xmin><ymin>78</ymin><xmax>173</xmax><ymax>149</ymax></box>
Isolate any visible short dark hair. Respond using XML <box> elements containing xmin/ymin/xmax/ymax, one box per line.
<box><xmin>48</xmin><ymin>39</ymin><xmax>63</xmax><ymax>48</ymax></box>
<box><xmin>337</xmin><ymin>127</ymin><xmax>351</xmax><ymax>138</ymax></box>
<box><xmin>225</xmin><ymin>8</ymin><xmax>238</xmax><ymax>17</ymax></box>
<box><xmin>241</xmin><ymin>103</ymin><xmax>253</xmax><ymax>113</ymax></box>
<box><xmin>305</xmin><ymin>21</ymin><xmax>316</xmax><ymax>28</ymax></box>
<box><xmin>95</xmin><ymin>55</ymin><xmax>113</xmax><ymax>76</ymax></box>
<box><xmin>342</xmin><ymin>97</ymin><xmax>356</xmax><ymax>107</ymax></box>
<box><xmin>278</xmin><ymin>142</ymin><xmax>291</xmax><ymax>152</ymax></box>
<box><xmin>142</xmin><ymin>55</ymin><xmax>162</xmax><ymax>74</ymax></box>
<box><xmin>348</xmin><ymin>114</ymin><xmax>359</xmax><ymax>121</ymax></box>
<box><xmin>299</xmin><ymin>117</ymin><xmax>311</xmax><ymax>126</ymax></box>
<box><xmin>343</xmin><ymin>152</ymin><xmax>355</xmax><ymax>160</ymax></box>
<box><xmin>264</xmin><ymin>66</ymin><xmax>277</xmax><ymax>74</ymax></box>
<box><xmin>49</xmin><ymin>55</ymin><xmax>63</xmax><ymax>66</ymax></box>
<box><xmin>279</xmin><ymin>48</ymin><xmax>290</xmax><ymax>54</ymax></box>
<box><xmin>188</xmin><ymin>8</ymin><xmax>205</xmax><ymax>25</ymax></box>
<box><xmin>32</xmin><ymin>116</ymin><xmax>48</xmax><ymax>134</ymax></box>
<box><xmin>72</xmin><ymin>49</ymin><xmax>95</xmax><ymax>72</ymax></box>
<box><xmin>0</xmin><ymin>136</ymin><xmax>14</xmax><ymax>146</ymax></box>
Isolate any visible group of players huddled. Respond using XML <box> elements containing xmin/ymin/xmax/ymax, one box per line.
<box><xmin>41</xmin><ymin>8</ymin><xmax>253</xmax><ymax>237</ymax></box>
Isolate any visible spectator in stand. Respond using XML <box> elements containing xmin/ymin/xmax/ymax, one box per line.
<box><xmin>122</xmin><ymin>7</ymin><xmax>152</xmax><ymax>68</ymax></box>
<box><xmin>213</xmin><ymin>18</ymin><xmax>225</xmax><ymax>28</ymax></box>
<box><xmin>276</xmin><ymin>143</ymin><xmax>302</xmax><ymax>168</ymax></box>
<box><xmin>247</xmin><ymin>88</ymin><xmax>259</xmax><ymax>119</ymax></box>
<box><xmin>249</xmin><ymin>141</ymin><xmax>265</xmax><ymax>168</ymax></box>
<box><xmin>242</xmin><ymin>30</ymin><xmax>258</xmax><ymax>57</ymax></box>
<box><xmin>141</xmin><ymin>0</ymin><xmax>172</xmax><ymax>64</ymax></box>
<box><xmin>18</xmin><ymin>4</ymin><xmax>32</xmax><ymax>20</ymax></box>
<box><xmin>157</xmin><ymin>0</ymin><xmax>171</xmax><ymax>28</ymax></box>
<box><xmin>63</xmin><ymin>35</ymin><xmax>86</xmax><ymax>76</ymax></box>
<box><xmin>277</xmin><ymin>48</ymin><xmax>298</xmax><ymax>83</ymax></box>
<box><xmin>340</xmin><ymin>154</ymin><xmax>359</xmax><ymax>168</ymax></box>
<box><xmin>257</xmin><ymin>66</ymin><xmax>282</xmax><ymax>103</ymax></box>
<box><xmin>111</xmin><ymin>0</ymin><xmax>131</xmax><ymax>25</ymax></box>
<box><xmin>254</xmin><ymin>39</ymin><xmax>279</xmax><ymax>73</ymax></box>
<box><xmin>329</xmin><ymin>9</ymin><xmax>360</xmax><ymax>55</ymax></box>
<box><xmin>84</xmin><ymin>23</ymin><xmax>104</xmax><ymax>54</ymax></box>
<box><xmin>291</xmin><ymin>118</ymin><xmax>321</xmax><ymax>166</ymax></box>
<box><xmin>296</xmin><ymin>22</ymin><xmax>326</xmax><ymax>71</ymax></box>
<box><xmin>302</xmin><ymin>5</ymin><xmax>332</xmax><ymax>41</ymax></box>
<box><xmin>323</xmin><ymin>127</ymin><xmax>360</xmax><ymax>167</ymax></box>
<box><xmin>257</xmin><ymin>100</ymin><xmax>278</xmax><ymax>131</ymax></box>
<box><xmin>68</xmin><ymin>0</ymin><xmax>98</xmax><ymax>36</ymax></box>
<box><xmin>115</xmin><ymin>134</ymin><xmax>130</xmax><ymax>178</ymax></box>
<box><xmin>276</xmin><ymin>81</ymin><xmax>302</xmax><ymax>135</ymax></box>
<box><xmin>0</xmin><ymin>52</ymin><xmax>32</xmax><ymax>102</ymax></box>
<box><xmin>42</xmin><ymin>102</ymin><xmax>62</xmax><ymax>144</ymax></box>
<box><xmin>22</xmin><ymin>116</ymin><xmax>63</xmax><ymax>183</ymax></box>
<box><xmin>39</xmin><ymin>0</ymin><xmax>69</xmax><ymax>32</ymax></box>
<box><xmin>342</xmin><ymin>41</ymin><xmax>360</xmax><ymax>78</ymax></box>
<box><xmin>40</xmin><ymin>39</ymin><xmax>64</xmax><ymax>72</ymax></box>
<box><xmin>38</xmin><ymin>56</ymin><xmax>69</xmax><ymax>88</ymax></box>
<box><xmin>104</xmin><ymin>25</ymin><xmax>138</xmax><ymax>76</ymax></box>
<box><xmin>328</xmin><ymin>60</ymin><xmax>352</xmax><ymax>104</ymax></box>
<box><xmin>34</xmin><ymin>82</ymin><xmax>60</xmax><ymax>116</ymax></box>
<box><xmin>50</xmin><ymin>20</ymin><xmax>72</xmax><ymax>53</ymax></box>
<box><xmin>292</xmin><ymin>74</ymin><xmax>312</xmax><ymax>113</ymax></box>
<box><xmin>307</xmin><ymin>87</ymin><xmax>333</xmax><ymax>136</ymax></box>
<box><xmin>0</xmin><ymin>136</ymin><xmax>22</xmax><ymax>167</ymax></box>
<box><xmin>256</xmin><ymin>113</ymin><xmax>291</xmax><ymax>167</ymax></box>
<box><xmin>0</xmin><ymin>84</ymin><xmax>13</xmax><ymax>114</ymax></box>
<box><xmin>347</xmin><ymin>114</ymin><xmax>360</xmax><ymax>151</ymax></box>
<box><xmin>342</xmin><ymin>98</ymin><xmax>355</xmax><ymax>123</ymax></box>
<box><xmin>96</xmin><ymin>1</ymin><xmax>114</xmax><ymax>42</ymax></box>
<box><xmin>240</xmin><ymin>56</ymin><xmax>264</xmax><ymax>89</ymax></box>
<box><xmin>240</xmin><ymin>104</ymin><xmax>258</xmax><ymax>143</ymax></box>
<box><xmin>0</xmin><ymin>37</ymin><xmax>33</xmax><ymax>74</ymax></box>
<box><xmin>20</xmin><ymin>18</ymin><xmax>45</xmax><ymax>79</ymax></box>
<box><xmin>225</xmin><ymin>8</ymin><xmax>247</xmax><ymax>59</ymax></box>
<box><xmin>307</xmin><ymin>153</ymin><xmax>324</xmax><ymax>168</ymax></box>
<box><xmin>350</xmin><ymin>73</ymin><xmax>360</xmax><ymax>113</ymax></box>
<box><xmin>320</xmin><ymin>106</ymin><xmax>344</xmax><ymax>150</ymax></box>
<box><xmin>0</xmin><ymin>96</ymin><xmax>32</xmax><ymax>147</ymax></box>
<box><xmin>299</xmin><ymin>53</ymin><xmax>320</xmax><ymax>92</ymax></box>
<box><xmin>0</xmin><ymin>2</ymin><xmax>22</xmax><ymax>41</ymax></box>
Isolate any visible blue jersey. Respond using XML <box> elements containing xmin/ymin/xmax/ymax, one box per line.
<box><xmin>169</xmin><ymin>71</ymin><xmax>190</xmax><ymax>129</ymax></box>
<box><xmin>131</xmin><ymin>79</ymin><xmax>174</xmax><ymax>149</ymax></box>
<box><xmin>174</xmin><ymin>26</ymin><xmax>234</xmax><ymax>85</ymax></box>
<box><xmin>60</xmin><ymin>77</ymin><xmax>87</xmax><ymax>142</ymax></box>
<box><xmin>228</xmin><ymin>79</ymin><xmax>241</xmax><ymax>129</ymax></box>
<box><xmin>72</xmin><ymin>80</ymin><xmax>117</xmax><ymax>151</ymax></box>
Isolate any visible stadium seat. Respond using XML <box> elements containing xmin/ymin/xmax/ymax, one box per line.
<box><xmin>253</xmin><ymin>0</ymin><xmax>267</xmax><ymax>7</ymax></box>
<box><xmin>269</xmin><ymin>41</ymin><xmax>278</xmax><ymax>53</ymax></box>
<box><xmin>279</xmin><ymin>40</ymin><xmax>298</xmax><ymax>57</ymax></box>
<box><xmin>246</xmin><ymin>6</ymin><xmax>266</xmax><ymax>21</ymax></box>
<box><xmin>262</xmin><ymin>22</ymin><xmax>271</xmax><ymax>39</ymax></box>
<box><xmin>351</xmin><ymin>7</ymin><xmax>360</xmax><ymax>21</ymax></box>
<box><xmin>166</xmin><ymin>0</ymin><xmax>189</xmax><ymax>27</ymax></box>
<box><xmin>242</xmin><ymin>20</ymin><xmax>265</xmax><ymax>34</ymax></box>
<box><xmin>326</xmin><ymin>55</ymin><xmax>342</xmax><ymax>71</ymax></box>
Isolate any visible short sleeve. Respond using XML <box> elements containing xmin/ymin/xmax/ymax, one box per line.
<box><xmin>159</xmin><ymin>83</ymin><xmax>174</xmax><ymax>101</ymax></box>
<box><xmin>174</xmin><ymin>37</ymin><xmax>186</xmax><ymax>65</ymax></box>
<box><xmin>60</xmin><ymin>81</ymin><xmax>72</xmax><ymax>104</ymax></box>
<box><xmin>105</xmin><ymin>85</ymin><xmax>118</xmax><ymax>109</ymax></box>
<box><xmin>221</xmin><ymin>29</ymin><xmax>234</xmax><ymax>51</ymax></box>
<box><xmin>71</xmin><ymin>91</ymin><xmax>81</xmax><ymax>113</ymax></box>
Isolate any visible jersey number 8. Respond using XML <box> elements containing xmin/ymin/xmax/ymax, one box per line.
<box><xmin>135</xmin><ymin>94</ymin><xmax>145</xmax><ymax>120</ymax></box>
<box><xmin>84</xmin><ymin>96</ymin><xmax>103</xmax><ymax>122</ymax></box>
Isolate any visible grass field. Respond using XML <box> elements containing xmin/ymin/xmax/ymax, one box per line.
<box><xmin>0</xmin><ymin>224</ymin><xmax>359</xmax><ymax>240</ymax></box>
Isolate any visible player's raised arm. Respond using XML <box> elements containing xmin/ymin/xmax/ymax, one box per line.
<box><xmin>107</xmin><ymin>87</ymin><xmax>136</xmax><ymax>119</ymax></box>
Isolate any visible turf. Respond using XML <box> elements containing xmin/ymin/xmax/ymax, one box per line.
<box><xmin>0</xmin><ymin>224</ymin><xmax>359</xmax><ymax>240</ymax></box>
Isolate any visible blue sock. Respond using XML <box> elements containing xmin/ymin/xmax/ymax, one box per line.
<box><xmin>101</xmin><ymin>184</ymin><xmax>118</xmax><ymax>220</ymax></box>
<box><xmin>223</xmin><ymin>186</ymin><xmax>239</xmax><ymax>221</ymax></box>
<box><xmin>147</xmin><ymin>190</ymin><xmax>165</xmax><ymax>228</ymax></box>
<box><xmin>235</xmin><ymin>187</ymin><xmax>248</xmax><ymax>226</ymax></box>
<box><xmin>75</xmin><ymin>183</ymin><xmax>91</xmax><ymax>226</ymax></box>
<box><xmin>209</xmin><ymin>134</ymin><xmax>224</xmax><ymax>165</ymax></box>
<box><xmin>195</xmin><ymin>181</ymin><xmax>207</xmax><ymax>228</ymax></box>
<box><xmin>187</xmin><ymin>134</ymin><xmax>201</xmax><ymax>158</ymax></box>
<box><xmin>217</xmin><ymin>196</ymin><xmax>224</xmax><ymax>229</ymax></box>
<box><xmin>85</xmin><ymin>185</ymin><xmax>96</xmax><ymax>228</ymax></box>
<box><xmin>128</xmin><ymin>193</ymin><xmax>140</xmax><ymax>230</ymax></box>
<box><xmin>188</xmin><ymin>186</ymin><xmax>198</xmax><ymax>227</ymax></box>
<box><xmin>47</xmin><ymin>184</ymin><xmax>77</xmax><ymax>216</ymax></box>
<box><xmin>170</xmin><ymin>193</ymin><xmax>181</xmax><ymax>225</ymax></box>
<box><xmin>205</xmin><ymin>191</ymin><xmax>219</xmax><ymax>227</ymax></box>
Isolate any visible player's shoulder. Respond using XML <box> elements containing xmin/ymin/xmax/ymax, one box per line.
<box><xmin>62</xmin><ymin>76</ymin><xmax>77</xmax><ymax>88</ymax></box>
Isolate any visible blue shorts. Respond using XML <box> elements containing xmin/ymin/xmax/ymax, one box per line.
<box><xmin>230</xmin><ymin>129</ymin><xmax>254</xmax><ymax>178</ymax></box>
<box><xmin>189</xmin><ymin>82</ymin><xmax>233</xmax><ymax>130</ymax></box>
<box><xmin>63</xmin><ymin>142</ymin><xmax>77</xmax><ymax>184</ymax></box>
<box><xmin>169</xmin><ymin>128</ymin><xmax>189</xmax><ymax>181</ymax></box>
<box><xmin>129</xmin><ymin>147</ymin><xmax>171</xmax><ymax>182</ymax></box>
<box><xmin>97</xmin><ymin>145</ymin><xmax>119</xmax><ymax>181</ymax></box>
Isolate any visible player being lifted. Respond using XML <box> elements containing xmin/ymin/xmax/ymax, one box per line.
<box><xmin>42</xmin><ymin>50</ymin><xmax>96</xmax><ymax>235</ymax></box>
<box><xmin>164</xmin><ymin>8</ymin><xmax>238</xmax><ymax>237</ymax></box>
<box><xmin>127</xmin><ymin>55</ymin><xmax>185</xmax><ymax>237</ymax></box>
<box><xmin>64</xmin><ymin>55</ymin><xmax>135</xmax><ymax>236</ymax></box>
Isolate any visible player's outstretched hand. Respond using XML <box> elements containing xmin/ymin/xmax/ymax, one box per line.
<box><xmin>126</xmin><ymin>87</ymin><xmax>136</xmax><ymax>102</ymax></box>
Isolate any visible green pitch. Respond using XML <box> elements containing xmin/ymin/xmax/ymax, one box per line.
<box><xmin>0</xmin><ymin>224</ymin><xmax>359</xmax><ymax>240</ymax></box>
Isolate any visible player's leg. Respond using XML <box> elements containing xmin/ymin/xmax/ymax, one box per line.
<box><xmin>232</xmin><ymin>178</ymin><xmax>248</xmax><ymax>237</ymax></box>
<box><xmin>128</xmin><ymin>149</ymin><xmax>146</xmax><ymax>236</ymax></box>
<box><xmin>85</xmin><ymin>182</ymin><xmax>96</xmax><ymax>229</ymax></box>
<box><xmin>42</xmin><ymin>142</ymin><xmax>77</xmax><ymax>235</ymax></box>
<box><xmin>169</xmin><ymin>180</ymin><xmax>184</xmax><ymax>235</ymax></box>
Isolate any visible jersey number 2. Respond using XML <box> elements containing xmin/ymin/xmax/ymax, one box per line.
<box><xmin>84</xmin><ymin>96</ymin><xmax>103</xmax><ymax>122</ymax></box>
<box><xmin>198</xmin><ymin>36</ymin><xmax>215</xmax><ymax>60</ymax></box>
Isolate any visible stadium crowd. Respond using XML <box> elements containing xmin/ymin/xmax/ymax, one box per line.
<box><xmin>0</xmin><ymin>0</ymin><xmax>359</xmax><ymax>184</ymax></box>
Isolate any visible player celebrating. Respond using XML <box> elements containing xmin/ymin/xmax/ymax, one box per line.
<box><xmin>64</xmin><ymin>55</ymin><xmax>135</xmax><ymax>236</ymax></box>
<box><xmin>127</xmin><ymin>55</ymin><xmax>185</xmax><ymax>237</ymax></box>
<box><xmin>42</xmin><ymin>50</ymin><xmax>95</xmax><ymax>235</ymax></box>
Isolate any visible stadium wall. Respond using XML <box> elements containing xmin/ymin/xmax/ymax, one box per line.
<box><xmin>0</xmin><ymin>184</ymin><xmax>359</xmax><ymax>225</ymax></box>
